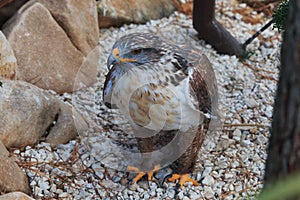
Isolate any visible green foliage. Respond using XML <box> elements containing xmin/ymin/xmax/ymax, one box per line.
<box><xmin>258</xmin><ymin>173</ymin><xmax>300</xmax><ymax>200</ymax></box>
<box><xmin>272</xmin><ymin>0</ymin><xmax>289</xmax><ymax>32</ymax></box>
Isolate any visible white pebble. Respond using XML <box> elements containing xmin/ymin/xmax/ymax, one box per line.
<box><xmin>245</xmin><ymin>98</ymin><xmax>259</xmax><ymax>108</ymax></box>
<box><xmin>235</xmin><ymin>183</ymin><xmax>244</xmax><ymax>193</ymax></box>
<box><xmin>233</xmin><ymin>129</ymin><xmax>242</xmax><ymax>138</ymax></box>
<box><xmin>177</xmin><ymin>191</ymin><xmax>184</xmax><ymax>199</ymax></box>
<box><xmin>241</xmin><ymin>139</ymin><xmax>251</xmax><ymax>147</ymax></box>
<box><xmin>202</xmin><ymin>167</ymin><xmax>212</xmax><ymax>177</ymax></box>
<box><xmin>183</xmin><ymin>196</ymin><xmax>190</xmax><ymax>200</ymax></box>
<box><xmin>202</xmin><ymin>175</ymin><xmax>215</xmax><ymax>186</ymax></box>
<box><xmin>255</xmin><ymin>135</ymin><xmax>268</xmax><ymax>145</ymax></box>
<box><xmin>203</xmin><ymin>186</ymin><xmax>214</xmax><ymax>199</ymax></box>
<box><xmin>59</xmin><ymin>192</ymin><xmax>69</xmax><ymax>198</ymax></box>
<box><xmin>167</xmin><ymin>189</ymin><xmax>175</xmax><ymax>199</ymax></box>
<box><xmin>190</xmin><ymin>191</ymin><xmax>201</xmax><ymax>200</ymax></box>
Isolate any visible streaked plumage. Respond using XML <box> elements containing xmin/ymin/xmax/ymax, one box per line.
<box><xmin>103</xmin><ymin>32</ymin><xmax>218</xmax><ymax>187</ymax></box>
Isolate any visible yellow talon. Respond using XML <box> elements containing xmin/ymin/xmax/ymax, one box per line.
<box><xmin>127</xmin><ymin>165</ymin><xmax>160</xmax><ymax>183</ymax></box>
<box><xmin>168</xmin><ymin>174</ymin><xmax>199</xmax><ymax>188</ymax></box>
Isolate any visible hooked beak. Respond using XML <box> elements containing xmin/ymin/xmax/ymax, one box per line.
<box><xmin>107</xmin><ymin>48</ymin><xmax>137</xmax><ymax>70</ymax></box>
<box><xmin>107</xmin><ymin>53</ymin><xmax>116</xmax><ymax>70</ymax></box>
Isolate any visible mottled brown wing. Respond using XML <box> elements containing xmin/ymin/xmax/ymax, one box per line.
<box><xmin>189</xmin><ymin>51</ymin><xmax>218</xmax><ymax>116</ymax></box>
<box><xmin>169</xmin><ymin>43</ymin><xmax>217</xmax><ymax>116</ymax></box>
<box><xmin>169</xmin><ymin>49</ymin><xmax>217</xmax><ymax>175</ymax></box>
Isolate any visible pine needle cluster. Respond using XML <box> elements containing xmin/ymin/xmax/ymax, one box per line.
<box><xmin>272</xmin><ymin>0</ymin><xmax>289</xmax><ymax>32</ymax></box>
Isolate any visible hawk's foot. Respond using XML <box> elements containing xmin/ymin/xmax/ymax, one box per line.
<box><xmin>127</xmin><ymin>165</ymin><xmax>160</xmax><ymax>183</ymax></box>
<box><xmin>168</xmin><ymin>174</ymin><xmax>199</xmax><ymax>188</ymax></box>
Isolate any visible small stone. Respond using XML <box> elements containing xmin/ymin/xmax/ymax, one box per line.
<box><xmin>150</xmin><ymin>190</ymin><xmax>156</xmax><ymax>197</ymax></box>
<box><xmin>177</xmin><ymin>191</ymin><xmax>184</xmax><ymax>199</ymax></box>
<box><xmin>189</xmin><ymin>191</ymin><xmax>201</xmax><ymax>200</ymax></box>
<box><xmin>250</xmin><ymin>127</ymin><xmax>258</xmax><ymax>134</ymax></box>
<box><xmin>265</xmin><ymin>105</ymin><xmax>273</xmax><ymax>118</ymax></box>
<box><xmin>55</xmin><ymin>189</ymin><xmax>63</xmax><ymax>194</ymax></box>
<box><xmin>202</xmin><ymin>175</ymin><xmax>214</xmax><ymax>186</ymax></box>
<box><xmin>231</xmin><ymin>160</ymin><xmax>240</xmax><ymax>168</ymax></box>
<box><xmin>211</xmin><ymin>171</ymin><xmax>219</xmax><ymax>179</ymax></box>
<box><xmin>13</xmin><ymin>149</ymin><xmax>20</xmax><ymax>154</ymax></box>
<box><xmin>112</xmin><ymin>176</ymin><xmax>121</xmax><ymax>183</ymax></box>
<box><xmin>136</xmin><ymin>187</ymin><xmax>144</xmax><ymax>193</ymax></box>
<box><xmin>225</xmin><ymin>173</ymin><xmax>234</xmax><ymax>179</ymax></box>
<box><xmin>235</xmin><ymin>183</ymin><xmax>243</xmax><ymax>193</ymax></box>
<box><xmin>202</xmin><ymin>167</ymin><xmax>212</xmax><ymax>177</ymax></box>
<box><xmin>255</xmin><ymin>135</ymin><xmax>268</xmax><ymax>145</ymax></box>
<box><xmin>143</xmin><ymin>193</ymin><xmax>150</xmax><ymax>199</ymax></box>
<box><xmin>241</xmin><ymin>140</ymin><xmax>251</xmax><ymax>147</ymax></box>
<box><xmin>50</xmin><ymin>184</ymin><xmax>57</xmax><ymax>193</ymax></box>
<box><xmin>203</xmin><ymin>186</ymin><xmax>214</xmax><ymax>199</ymax></box>
<box><xmin>58</xmin><ymin>192</ymin><xmax>69</xmax><ymax>198</ymax></box>
<box><xmin>232</xmin><ymin>129</ymin><xmax>241</xmax><ymax>140</ymax></box>
<box><xmin>167</xmin><ymin>189</ymin><xmax>175</xmax><ymax>199</ymax></box>
<box><xmin>216</xmin><ymin>138</ymin><xmax>235</xmax><ymax>150</ymax></box>
<box><xmin>156</xmin><ymin>188</ymin><xmax>163</xmax><ymax>193</ymax></box>
<box><xmin>245</xmin><ymin>98</ymin><xmax>259</xmax><ymax>108</ymax></box>
<box><xmin>183</xmin><ymin>196</ymin><xmax>190</xmax><ymax>200</ymax></box>
<box><xmin>240</xmin><ymin>3</ymin><xmax>247</xmax><ymax>8</ymax></box>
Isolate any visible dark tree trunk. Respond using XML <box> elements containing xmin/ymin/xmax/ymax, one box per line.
<box><xmin>192</xmin><ymin>0</ymin><xmax>245</xmax><ymax>57</ymax></box>
<box><xmin>263</xmin><ymin>0</ymin><xmax>300</xmax><ymax>198</ymax></box>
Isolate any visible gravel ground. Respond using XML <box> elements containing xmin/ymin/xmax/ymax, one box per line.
<box><xmin>13</xmin><ymin>1</ymin><xmax>281</xmax><ymax>199</ymax></box>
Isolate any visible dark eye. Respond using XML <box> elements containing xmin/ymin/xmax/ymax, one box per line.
<box><xmin>132</xmin><ymin>49</ymin><xmax>142</xmax><ymax>55</ymax></box>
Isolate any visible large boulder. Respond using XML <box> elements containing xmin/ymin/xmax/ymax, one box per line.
<box><xmin>97</xmin><ymin>0</ymin><xmax>177</xmax><ymax>28</ymax></box>
<box><xmin>0</xmin><ymin>80</ymin><xmax>88</xmax><ymax>149</ymax></box>
<box><xmin>2</xmin><ymin>0</ymin><xmax>100</xmax><ymax>94</ymax></box>
<box><xmin>35</xmin><ymin>0</ymin><xmax>99</xmax><ymax>56</ymax></box>
<box><xmin>0</xmin><ymin>30</ymin><xmax>16</xmax><ymax>79</ymax></box>
<box><xmin>0</xmin><ymin>141</ymin><xmax>30</xmax><ymax>194</ymax></box>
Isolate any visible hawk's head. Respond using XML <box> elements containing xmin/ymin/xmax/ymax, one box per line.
<box><xmin>107</xmin><ymin>33</ymin><xmax>165</xmax><ymax>70</ymax></box>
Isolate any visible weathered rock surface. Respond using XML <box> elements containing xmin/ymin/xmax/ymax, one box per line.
<box><xmin>0</xmin><ymin>192</ymin><xmax>34</xmax><ymax>200</ymax></box>
<box><xmin>0</xmin><ymin>80</ymin><xmax>88</xmax><ymax>149</ymax></box>
<box><xmin>36</xmin><ymin>0</ymin><xmax>99</xmax><ymax>56</ymax></box>
<box><xmin>45</xmin><ymin>102</ymin><xmax>88</xmax><ymax>147</ymax></box>
<box><xmin>2</xmin><ymin>1</ymin><xmax>99</xmax><ymax>93</ymax></box>
<box><xmin>0</xmin><ymin>30</ymin><xmax>16</xmax><ymax>79</ymax></box>
<box><xmin>97</xmin><ymin>0</ymin><xmax>177</xmax><ymax>28</ymax></box>
<box><xmin>0</xmin><ymin>141</ymin><xmax>30</xmax><ymax>194</ymax></box>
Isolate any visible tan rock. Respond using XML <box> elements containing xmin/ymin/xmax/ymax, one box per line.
<box><xmin>97</xmin><ymin>0</ymin><xmax>176</xmax><ymax>28</ymax></box>
<box><xmin>0</xmin><ymin>141</ymin><xmax>30</xmax><ymax>194</ymax></box>
<box><xmin>45</xmin><ymin>102</ymin><xmax>88</xmax><ymax>147</ymax></box>
<box><xmin>0</xmin><ymin>192</ymin><xmax>34</xmax><ymax>200</ymax></box>
<box><xmin>0</xmin><ymin>30</ymin><xmax>16</xmax><ymax>79</ymax></box>
<box><xmin>2</xmin><ymin>1</ymin><xmax>98</xmax><ymax>93</ymax></box>
<box><xmin>36</xmin><ymin>0</ymin><xmax>99</xmax><ymax>56</ymax></box>
<box><xmin>0</xmin><ymin>80</ymin><xmax>88</xmax><ymax>149</ymax></box>
<box><xmin>74</xmin><ymin>45</ymin><xmax>100</xmax><ymax>90</ymax></box>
